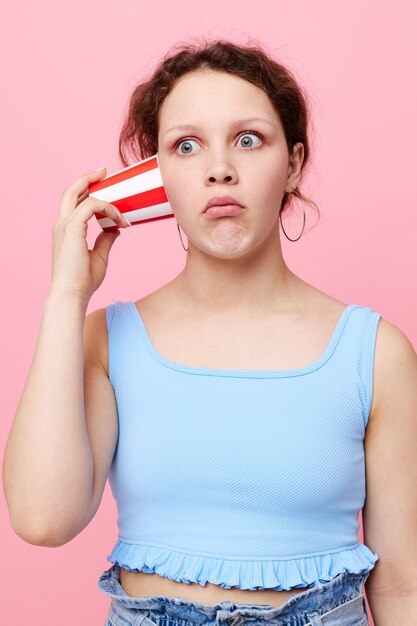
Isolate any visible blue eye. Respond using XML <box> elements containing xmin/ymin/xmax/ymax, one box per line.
<box><xmin>174</xmin><ymin>130</ymin><xmax>263</xmax><ymax>155</ymax></box>
<box><xmin>237</xmin><ymin>131</ymin><xmax>263</xmax><ymax>149</ymax></box>
<box><xmin>176</xmin><ymin>139</ymin><xmax>200</xmax><ymax>155</ymax></box>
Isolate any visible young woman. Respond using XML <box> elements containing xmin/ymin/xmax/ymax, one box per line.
<box><xmin>4</xmin><ymin>39</ymin><xmax>417</xmax><ymax>626</ymax></box>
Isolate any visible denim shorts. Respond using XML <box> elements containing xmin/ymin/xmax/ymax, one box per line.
<box><xmin>98</xmin><ymin>564</ymin><xmax>371</xmax><ymax>626</ymax></box>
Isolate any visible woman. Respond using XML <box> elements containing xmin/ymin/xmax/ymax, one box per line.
<box><xmin>4</xmin><ymin>39</ymin><xmax>417</xmax><ymax>625</ymax></box>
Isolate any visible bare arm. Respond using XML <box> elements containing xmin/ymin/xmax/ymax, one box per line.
<box><xmin>2</xmin><ymin>166</ymin><xmax>129</xmax><ymax>546</ymax></box>
<box><xmin>2</xmin><ymin>290</ymin><xmax>94</xmax><ymax>545</ymax></box>
<box><xmin>363</xmin><ymin>318</ymin><xmax>417</xmax><ymax>624</ymax></box>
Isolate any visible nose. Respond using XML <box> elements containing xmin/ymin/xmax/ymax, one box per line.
<box><xmin>208</xmin><ymin>173</ymin><xmax>234</xmax><ymax>183</ymax></box>
<box><xmin>206</xmin><ymin>160</ymin><xmax>237</xmax><ymax>184</ymax></box>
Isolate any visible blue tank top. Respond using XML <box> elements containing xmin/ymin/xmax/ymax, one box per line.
<box><xmin>105</xmin><ymin>300</ymin><xmax>381</xmax><ymax>591</ymax></box>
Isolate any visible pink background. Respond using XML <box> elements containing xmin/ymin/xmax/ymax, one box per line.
<box><xmin>1</xmin><ymin>1</ymin><xmax>416</xmax><ymax>624</ymax></box>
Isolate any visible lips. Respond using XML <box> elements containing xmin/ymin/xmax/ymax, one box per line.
<box><xmin>205</xmin><ymin>195</ymin><xmax>243</xmax><ymax>211</ymax></box>
<box><xmin>204</xmin><ymin>195</ymin><xmax>244</xmax><ymax>218</ymax></box>
<box><xmin>204</xmin><ymin>204</ymin><xmax>245</xmax><ymax>218</ymax></box>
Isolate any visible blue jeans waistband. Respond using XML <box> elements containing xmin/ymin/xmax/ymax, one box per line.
<box><xmin>98</xmin><ymin>564</ymin><xmax>371</xmax><ymax>625</ymax></box>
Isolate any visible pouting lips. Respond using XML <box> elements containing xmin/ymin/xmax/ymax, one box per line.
<box><xmin>204</xmin><ymin>204</ymin><xmax>245</xmax><ymax>218</ymax></box>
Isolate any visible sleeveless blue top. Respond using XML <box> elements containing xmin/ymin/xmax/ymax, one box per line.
<box><xmin>105</xmin><ymin>300</ymin><xmax>381</xmax><ymax>591</ymax></box>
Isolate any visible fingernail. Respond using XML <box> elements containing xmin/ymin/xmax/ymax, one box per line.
<box><xmin>112</xmin><ymin>206</ymin><xmax>130</xmax><ymax>225</ymax></box>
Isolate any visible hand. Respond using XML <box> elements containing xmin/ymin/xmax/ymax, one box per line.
<box><xmin>49</xmin><ymin>167</ymin><xmax>131</xmax><ymax>300</ymax></box>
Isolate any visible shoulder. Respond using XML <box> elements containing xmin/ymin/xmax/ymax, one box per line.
<box><xmin>369</xmin><ymin>315</ymin><xmax>417</xmax><ymax>428</ymax></box>
<box><xmin>83</xmin><ymin>296</ymin><xmax>152</xmax><ymax>377</ymax></box>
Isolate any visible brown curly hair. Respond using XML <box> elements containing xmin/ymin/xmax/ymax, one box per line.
<box><xmin>118</xmin><ymin>36</ymin><xmax>319</xmax><ymax>224</ymax></box>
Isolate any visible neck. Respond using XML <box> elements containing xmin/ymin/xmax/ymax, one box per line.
<box><xmin>174</xmin><ymin>231</ymin><xmax>305</xmax><ymax>315</ymax></box>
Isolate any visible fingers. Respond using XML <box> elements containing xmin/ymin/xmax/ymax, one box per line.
<box><xmin>54</xmin><ymin>197</ymin><xmax>131</xmax><ymax>235</ymax></box>
<box><xmin>76</xmin><ymin>188</ymin><xmax>90</xmax><ymax>205</ymax></box>
<box><xmin>92</xmin><ymin>228</ymin><xmax>121</xmax><ymax>263</ymax></box>
<box><xmin>77</xmin><ymin>197</ymin><xmax>131</xmax><ymax>229</ymax></box>
<box><xmin>58</xmin><ymin>168</ymin><xmax>108</xmax><ymax>221</ymax></box>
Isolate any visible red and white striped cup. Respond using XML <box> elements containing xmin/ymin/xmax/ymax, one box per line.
<box><xmin>88</xmin><ymin>153</ymin><xmax>173</xmax><ymax>230</ymax></box>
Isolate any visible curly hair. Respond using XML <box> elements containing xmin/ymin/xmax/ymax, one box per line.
<box><xmin>118</xmin><ymin>36</ymin><xmax>319</xmax><ymax>223</ymax></box>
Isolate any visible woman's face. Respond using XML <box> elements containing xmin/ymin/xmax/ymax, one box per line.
<box><xmin>157</xmin><ymin>69</ymin><xmax>304</xmax><ymax>257</ymax></box>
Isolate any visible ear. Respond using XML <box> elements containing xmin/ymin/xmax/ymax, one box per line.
<box><xmin>284</xmin><ymin>142</ymin><xmax>305</xmax><ymax>193</ymax></box>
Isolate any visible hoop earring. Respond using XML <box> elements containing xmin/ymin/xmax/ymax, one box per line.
<box><xmin>279</xmin><ymin>194</ymin><xmax>306</xmax><ymax>242</ymax></box>
<box><xmin>176</xmin><ymin>221</ymin><xmax>189</xmax><ymax>252</ymax></box>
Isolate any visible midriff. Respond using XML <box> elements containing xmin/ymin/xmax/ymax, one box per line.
<box><xmin>119</xmin><ymin>568</ymin><xmax>310</xmax><ymax>608</ymax></box>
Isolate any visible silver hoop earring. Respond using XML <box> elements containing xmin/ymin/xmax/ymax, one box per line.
<box><xmin>176</xmin><ymin>221</ymin><xmax>189</xmax><ymax>252</ymax></box>
<box><xmin>279</xmin><ymin>195</ymin><xmax>306</xmax><ymax>242</ymax></box>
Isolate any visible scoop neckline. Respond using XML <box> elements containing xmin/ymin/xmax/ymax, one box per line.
<box><xmin>127</xmin><ymin>301</ymin><xmax>358</xmax><ymax>378</ymax></box>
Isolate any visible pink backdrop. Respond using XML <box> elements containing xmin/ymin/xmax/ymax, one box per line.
<box><xmin>1</xmin><ymin>1</ymin><xmax>416</xmax><ymax>624</ymax></box>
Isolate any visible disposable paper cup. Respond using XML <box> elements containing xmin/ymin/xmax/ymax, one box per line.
<box><xmin>88</xmin><ymin>153</ymin><xmax>173</xmax><ymax>230</ymax></box>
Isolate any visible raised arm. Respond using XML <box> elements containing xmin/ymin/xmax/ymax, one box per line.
<box><xmin>2</xmin><ymin>167</ymin><xmax>130</xmax><ymax>545</ymax></box>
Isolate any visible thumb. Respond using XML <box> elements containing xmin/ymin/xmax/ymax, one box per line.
<box><xmin>92</xmin><ymin>229</ymin><xmax>121</xmax><ymax>262</ymax></box>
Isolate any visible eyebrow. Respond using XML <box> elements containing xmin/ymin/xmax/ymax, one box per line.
<box><xmin>163</xmin><ymin>117</ymin><xmax>276</xmax><ymax>137</ymax></box>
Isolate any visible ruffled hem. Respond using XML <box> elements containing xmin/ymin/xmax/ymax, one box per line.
<box><xmin>107</xmin><ymin>540</ymin><xmax>379</xmax><ymax>591</ymax></box>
